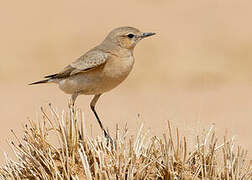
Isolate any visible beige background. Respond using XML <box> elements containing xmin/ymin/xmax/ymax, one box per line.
<box><xmin>0</xmin><ymin>0</ymin><xmax>252</xmax><ymax>161</ymax></box>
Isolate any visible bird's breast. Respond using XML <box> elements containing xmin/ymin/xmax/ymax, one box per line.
<box><xmin>103</xmin><ymin>55</ymin><xmax>134</xmax><ymax>80</ymax></box>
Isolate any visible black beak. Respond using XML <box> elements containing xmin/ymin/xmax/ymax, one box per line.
<box><xmin>141</xmin><ymin>32</ymin><xmax>156</xmax><ymax>38</ymax></box>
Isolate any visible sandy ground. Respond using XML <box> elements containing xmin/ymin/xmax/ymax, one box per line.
<box><xmin>0</xmin><ymin>0</ymin><xmax>252</xmax><ymax>162</ymax></box>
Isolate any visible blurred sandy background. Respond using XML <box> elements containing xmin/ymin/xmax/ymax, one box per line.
<box><xmin>0</xmin><ymin>0</ymin><xmax>252</xmax><ymax>161</ymax></box>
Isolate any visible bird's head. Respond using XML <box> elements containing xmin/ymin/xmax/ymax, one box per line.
<box><xmin>104</xmin><ymin>26</ymin><xmax>155</xmax><ymax>50</ymax></box>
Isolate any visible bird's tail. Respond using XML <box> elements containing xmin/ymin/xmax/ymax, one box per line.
<box><xmin>29</xmin><ymin>79</ymin><xmax>50</xmax><ymax>85</ymax></box>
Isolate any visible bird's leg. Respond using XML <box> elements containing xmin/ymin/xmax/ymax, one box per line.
<box><xmin>90</xmin><ymin>94</ymin><xmax>113</xmax><ymax>144</ymax></box>
<box><xmin>69</xmin><ymin>93</ymin><xmax>79</xmax><ymax>113</ymax></box>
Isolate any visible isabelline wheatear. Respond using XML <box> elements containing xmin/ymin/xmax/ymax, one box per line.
<box><xmin>30</xmin><ymin>26</ymin><xmax>155</xmax><ymax>141</ymax></box>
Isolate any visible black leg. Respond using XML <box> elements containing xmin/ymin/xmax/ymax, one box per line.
<box><xmin>90</xmin><ymin>94</ymin><xmax>113</xmax><ymax>144</ymax></box>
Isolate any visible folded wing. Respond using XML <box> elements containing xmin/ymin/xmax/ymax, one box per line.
<box><xmin>45</xmin><ymin>49</ymin><xmax>108</xmax><ymax>80</ymax></box>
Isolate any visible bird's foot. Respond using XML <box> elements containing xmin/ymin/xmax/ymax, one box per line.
<box><xmin>104</xmin><ymin>131</ymin><xmax>113</xmax><ymax>146</ymax></box>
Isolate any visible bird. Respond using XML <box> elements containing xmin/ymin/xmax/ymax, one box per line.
<box><xmin>30</xmin><ymin>26</ymin><xmax>155</xmax><ymax>142</ymax></box>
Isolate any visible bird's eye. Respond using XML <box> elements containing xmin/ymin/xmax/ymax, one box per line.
<box><xmin>127</xmin><ymin>34</ymin><xmax>134</xmax><ymax>38</ymax></box>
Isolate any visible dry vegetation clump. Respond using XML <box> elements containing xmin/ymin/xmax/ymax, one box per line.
<box><xmin>0</xmin><ymin>105</ymin><xmax>251</xmax><ymax>179</ymax></box>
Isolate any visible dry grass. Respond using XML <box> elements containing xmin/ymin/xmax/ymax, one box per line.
<box><xmin>0</xmin><ymin>104</ymin><xmax>251</xmax><ymax>179</ymax></box>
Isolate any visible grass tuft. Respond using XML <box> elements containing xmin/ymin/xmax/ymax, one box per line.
<box><xmin>0</xmin><ymin>105</ymin><xmax>251</xmax><ymax>179</ymax></box>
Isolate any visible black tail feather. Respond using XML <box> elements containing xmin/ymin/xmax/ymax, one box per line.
<box><xmin>29</xmin><ymin>79</ymin><xmax>49</xmax><ymax>85</ymax></box>
<box><xmin>44</xmin><ymin>73</ymin><xmax>58</xmax><ymax>78</ymax></box>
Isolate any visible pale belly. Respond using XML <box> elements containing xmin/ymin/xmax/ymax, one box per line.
<box><xmin>58</xmin><ymin>56</ymin><xmax>134</xmax><ymax>95</ymax></box>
